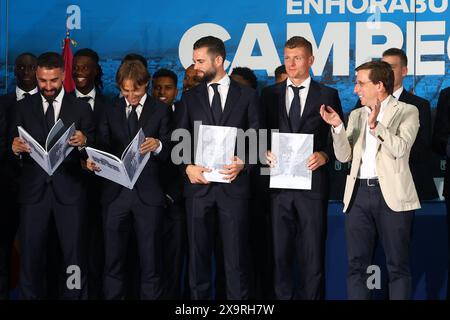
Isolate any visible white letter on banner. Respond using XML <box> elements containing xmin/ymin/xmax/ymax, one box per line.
<box><xmin>287</xmin><ymin>0</ymin><xmax>303</xmax><ymax>14</ymax></box>
<box><xmin>407</xmin><ymin>21</ymin><xmax>445</xmax><ymax>75</ymax></box>
<box><xmin>66</xmin><ymin>5</ymin><xmax>81</xmax><ymax>30</ymax></box>
<box><xmin>230</xmin><ymin>24</ymin><xmax>281</xmax><ymax>77</ymax></box>
<box><xmin>355</xmin><ymin>22</ymin><xmax>403</xmax><ymax>67</ymax></box>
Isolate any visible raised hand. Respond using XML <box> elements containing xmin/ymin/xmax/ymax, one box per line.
<box><xmin>319</xmin><ymin>104</ymin><xmax>342</xmax><ymax>128</ymax></box>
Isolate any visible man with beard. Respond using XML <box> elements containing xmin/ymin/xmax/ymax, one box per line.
<box><xmin>72</xmin><ymin>48</ymin><xmax>110</xmax><ymax>299</ymax></box>
<box><xmin>177</xmin><ymin>36</ymin><xmax>260</xmax><ymax>299</ymax></box>
<box><xmin>11</xmin><ymin>52</ymin><xmax>94</xmax><ymax>299</ymax></box>
<box><xmin>0</xmin><ymin>52</ymin><xmax>38</xmax><ymax>299</ymax></box>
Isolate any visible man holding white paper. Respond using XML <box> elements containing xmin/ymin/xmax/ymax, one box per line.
<box><xmin>10</xmin><ymin>52</ymin><xmax>94</xmax><ymax>299</ymax></box>
<box><xmin>178</xmin><ymin>36</ymin><xmax>260</xmax><ymax>299</ymax></box>
<box><xmin>263</xmin><ymin>36</ymin><xmax>343</xmax><ymax>300</ymax></box>
<box><xmin>86</xmin><ymin>60</ymin><xmax>172</xmax><ymax>300</ymax></box>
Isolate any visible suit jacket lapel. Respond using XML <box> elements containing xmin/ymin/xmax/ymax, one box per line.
<box><xmin>277</xmin><ymin>81</ymin><xmax>290</xmax><ymax>132</ymax></box>
<box><xmin>58</xmin><ymin>93</ymin><xmax>70</xmax><ymax>123</ymax></box>
<box><xmin>195</xmin><ymin>83</ymin><xmax>214</xmax><ymax>125</ymax></box>
<box><xmin>138</xmin><ymin>96</ymin><xmax>155</xmax><ymax>134</ymax></box>
<box><xmin>298</xmin><ymin>80</ymin><xmax>320</xmax><ymax>131</ymax></box>
<box><xmin>32</xmin><ymin>94</ymin><xmax>49</xmax><ymax>139</ymax></box>
<box><xmin>115</xmin><ymin>98</ymin><xmax>130</xmax><ymax>143</ymax></box>
<box><xmin>376</xmin><ymin>96</ymin><xmax>399</xmax><ymax>151</ymax></box>
<box><xmin>358</xmin><ymin>109</ymin><xmax>368</xmax><ymax>152</ymax></box>
<box><xmin>220</xmin><ymin>80</ymin><xmax>240</xmax><ymax>126</ymax></box>
<box><xmin>380</xmin><ymin>96</ymin><xmax>399</xmax><ymax>128</ymax></box>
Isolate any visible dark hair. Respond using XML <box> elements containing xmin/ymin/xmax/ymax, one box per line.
<box><xmin>274</xmin><ymin>65</ymin><xmax>286</xmax><ymax>79</ymax></box>
<box><xmin>382</xmin><ymin>48</ymin><xmax>408</xmax><ymax>67</ymax></box>
<box><xmin>152</xmin><ymin>68</ymin><xmax>178</xmax><ymax>86</ymax></box>
<box><xmin>121</xmin><ymin>53</ymin><xmax>148</xmax><ymax>69</ymax></box>
<box><xmin>37</xmin><ymin>52</ymin><xmax>64</xmax><ymax>69</ymax></box>
<box><xmin>74</xmin><ymin>48</ymin><xmax>104</xmax><ymax>90</ymax></box>
<box><xmin>116</xmin><ymin>60</ymin><xmax>151</xmax><ymax>89</ymax></box>
<box><xmin>284</xmin><ymin>36</ymin><xmax>313</xmax><ymax>56</ymax></box>
<box><xmin>230</xmin><ymin>67</ymin><xmax>258</xmax><ymax>89</ymax></box>
<box><xmin>355</xmin><ymin>60</ymin><xmax>394</xmax><ymax>95</ymax></box>
<box><xmin>15</xmin><ymin>52</ymin><xmax>37</xmax><ymax>65</ymax></box>
<box><xmin>193</xmin><ymin>36</ymin><xmax>226</xmax><ymax>61</ymax></box>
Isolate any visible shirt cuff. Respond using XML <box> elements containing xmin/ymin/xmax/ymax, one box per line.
<box><xmin>332</xmin><ymin>123</ymin><xmax>344</xmax><ymax>134</ymax></box>
<box><xmin>152</xmin><ymin>140</ymin><xmax>162</xmax><ymax>155</ymax></box>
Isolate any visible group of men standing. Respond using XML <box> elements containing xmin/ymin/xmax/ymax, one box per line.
<box><xmin>0</xmin><ymin>34</ymin><xmax>448</xmax><ymax>300</ymax></box>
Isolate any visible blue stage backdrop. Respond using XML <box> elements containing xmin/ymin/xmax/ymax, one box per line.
<box><xmin>1</xmin><ymin>0</ymin><xmax>449</xmax><ymax>113</ymax></box>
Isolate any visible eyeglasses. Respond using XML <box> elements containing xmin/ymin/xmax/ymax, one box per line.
<box><xmin>354</xmin><ymin>80</ymin><xmax>373</xmax><ymax>87</ymax></box>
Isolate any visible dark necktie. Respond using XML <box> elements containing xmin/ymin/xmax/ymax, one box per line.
<box><xmin>45</xmin><ymin>100</ymin><xmax>55</xmax><ymax>132</ymax></box>
<box><xmin>78</xmin><ymin>96</ymin><xmax>92</xmax><ymax>103</ymax></box>
<box><xmin>289</xmin><ymin>85</ymin><xmax>304</xmax><ymax>132</ymax></box>
<box><xmin>22</xmin><ymin>92</ymin><xmax>30</xmax><ymax>99</ymax></box>
<box><xmin>128</xmin><ymin>104</ymin><xmax>139</xmax><ymax>138</ymax></box>
<box><xmin>210</xmin><ymin>83</ymin><xmax>222</xmax><ymax>125</ymax></box>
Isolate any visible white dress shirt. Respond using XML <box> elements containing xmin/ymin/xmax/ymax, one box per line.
<box><xmin>124</xmin><ymin>93</ymin><xmax>162</xmax><ymax>155</ymax></box>
<box><xmin>41</xmin><ymin>88</ymin><xmax>65</xmax><ymax>123</ymax></box>
<box><xmin>285</xmin><ymin>76</ymin><xmax>311</xmax><ymax>117</ymax></box>
<box><xmin>207</xmin><ymin>74</ymin><xmax>230</xmax><ymax>111</ymax></box>
<box><xmin>332</xmin><ymin>96</ymin><xmax>390</xmax><ymax>178</ymax></box>
<box><xmin>16</xmin><ymin>86</ymin><xmax>38</xmax><ymax>101</ymax></box>
<box><xmin>392</xmin><ymin>86</ymin><xmax>403</xmax><ymax>100</ymax></box>
<box><xmin>75</xmin><ymin>87</ymin><xmax>96</xmax><ymax>110</ymax></box>
<box><xmin>358</xmin><ymin>96</ymin><xmax>390</xmax><ymax>179</ymax></box>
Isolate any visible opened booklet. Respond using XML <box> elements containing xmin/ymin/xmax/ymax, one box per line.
<box><xmin>18</xmin><ymin>119</ymin><xmax>76</xmax><ymax>176</ymax></box>
<box><xmin>86</xmin><ymin>129</ymin><xmax>150</xmax><ymax>189</ymax></box>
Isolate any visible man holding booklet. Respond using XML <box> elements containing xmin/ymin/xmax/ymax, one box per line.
<box><xmin>263</xmin><ymin>37</ymin><xmax>343</xmax><ymax>300</ymax></box>
<box><xmin>10</xmin><ymin>52</ymin><xmax>94</xmax><ymax>299</ymax></box>
<box><xmin>86</xmin><ymin>60</ymin><xmax>172</xmax><ymax>300</ymax></box>
<box><xmin>177</xmin><ymin>36</ymin><xmax>260</xmax><ymax>299</ymax></box>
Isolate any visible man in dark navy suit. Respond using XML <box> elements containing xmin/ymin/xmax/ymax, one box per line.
<box><xmin>152</xmin><ymin>68</ymin><xmax>188</xmax><ymax>299</ymax></box>
<box><xmin>433</xmin><ymin>86</ymin><xmax>450</xmax><ymax>299</ymax></box>
<box><xmin>87</xmin><ymin>60</ymin><xmax>172</xmax><ymax>300</ymax></box>
<box><xmin>263</xmin><ymin>36</ymin><xmax>343</xmax><ymax>300</ymax></box>
<box><xmin>11</xmin><ymin>52</ymin><xmax>94</xmax><ymax>299</ymax></box>
<box><xmin>0</xmin><ymin>52</ymin><xmax>38</xmax><ymax>299</ymax></box>
<box><xmin>0</xmin><ymin>103</ymin><xmax>8</xmax><ymax>297</ymax></box>
<box><xmin>72</xmin><ymin>48</ymin><xmax>110</xmax><ymax>299</ymax></box>
<box><xmin>177</xmin><ymin>36</ymin><xmax>260</xmax><ymax>300</ymax></box>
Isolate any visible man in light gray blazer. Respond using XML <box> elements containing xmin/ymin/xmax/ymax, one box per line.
<box><xmin>320</xmin><ymin>60</ymin><xmax>420</xmax><ymax>300</ymax></box>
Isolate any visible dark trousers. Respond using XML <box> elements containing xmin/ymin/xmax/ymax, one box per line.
<box><xmin>162</xmin><ymin>200</ymin><xmax>188</xmax><ymax>299</ymax></box>
<box><xmin>103</xmin><ymin>188</ymin><xmax>163</xmax><ymax>300</ymax></box>
<box><xmin>186</xmin><ymin>184</ymin><xmax>249</xmax><ymax>300</ymax></box>
<box><xmin>249</xmin><ymin>191</ymin><xmax>273</xmax><ymax>299</ymax></box>
<box><xmin>0</xmin><ymin>196</ymin><xmax>19</xmax><ymax>299</ymax></box>
<box><xmin>85</xmin><ymin>181</ymin><xmax>104</xmax><ymax>300</ymax></box>
<box><xmin>271</xmin><ymin>190</ymin><xmax>327</xmax><ymax>300</ymax></box>
<box><xmin>445</xmin><ymin>196</ymin><xmax>450</xmax><ymax>300</ymax></box>
<box><xmin>346</xmin><ymin>180</ymin><xmax>414</xmax><ymax>300</ymax></box>
<box><xmin>19</xmin><ymin>185</ymin><xmax>87</xmax><ymax>300</ymax></box>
